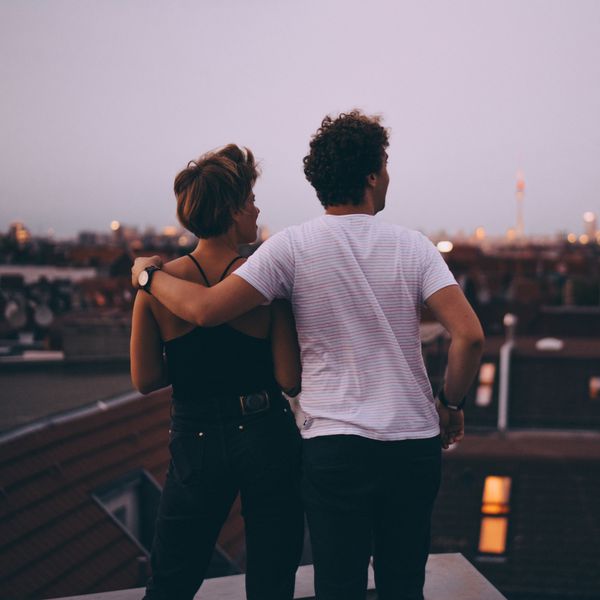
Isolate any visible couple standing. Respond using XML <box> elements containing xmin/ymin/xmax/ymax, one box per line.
<box><xmin>130</xmin><ymin>110</ymin><xmax>484</xmax><ymax>600</ymax></box>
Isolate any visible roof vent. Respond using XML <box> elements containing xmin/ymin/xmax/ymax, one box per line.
<box><xmin>535</xmin><ymin>337</ymin><xmax>564</xmax><ymax>351</ymax></box>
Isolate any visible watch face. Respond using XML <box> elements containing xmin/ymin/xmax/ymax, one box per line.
<box><xmin>138</xmin><ymin>270</ymin><xmax>149</xmax><ymax>287</ymax></box>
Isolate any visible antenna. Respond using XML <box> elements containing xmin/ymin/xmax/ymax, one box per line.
<box><xmin>515</xmin><ymin>170</ymin><xmax>525</xmax><ymax>239</ymax></box>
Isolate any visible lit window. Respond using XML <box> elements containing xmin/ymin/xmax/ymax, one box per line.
<box><xmin>476</xmin><ymin>363</ymin><xmax>496</xmax><ymax>407</ymax></box>
<box><xmin>590</xmin><ymin>377</ymin><xmax>600</xmax><ymax>400</ymax></box>
<box><xmin>479</xmin><ymin>517</ymin><xmax>509</xmax><ymax>554</ymax></box>
<box><xmin>478</xmin><ymin>476</ymin><xmax>511</xmax><ymax>555</ymax></box>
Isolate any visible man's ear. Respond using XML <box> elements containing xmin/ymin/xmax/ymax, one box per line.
<box><xmin>366</xmin><ymin>172</ymin><xmax>377</xmax><ymax>188</ymax></box>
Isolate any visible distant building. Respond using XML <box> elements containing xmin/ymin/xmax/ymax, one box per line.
<box><xmin>8</xmin><ymin>222</ymin><xmax>31</xmax><ymax>246</ymax></box>
<box><xmin>426</xmin><ymin>327</ymin><xmax>600</xmax><ymax>599</ymax></box>
<box><xmin>431</xmin><ymin>431</ymin><xmax>600</xmax><ymax>600</ymax></box>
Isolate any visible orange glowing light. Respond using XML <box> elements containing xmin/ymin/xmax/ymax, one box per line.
<box><xmin>479</xmin><ymin>363</ymin><xmax>496</xmax><ymax>385</ymax></box>
<box><xmin>482</xmin><ymin>477</ymin><xmax>511</xmax><ymax>513</ymax></box>
<box><xmin>479</xmin><ymin>517</ymin><xmax>508</xmax><ymax>554</ymax></box>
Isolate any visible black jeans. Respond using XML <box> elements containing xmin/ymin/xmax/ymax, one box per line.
<box><xmin>144</xmin><ymin>398</ymin><xmax>304</xmax><ymax>600</ymax></box>
<box><xmin>302</xmin><ymin>434</ymin><xmax>441</xmax><ymax>600</ymax></box>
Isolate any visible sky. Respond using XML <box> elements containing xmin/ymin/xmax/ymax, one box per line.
<box><xmin>1</xmin><ymin>0</ymin><xmax>599</xmax><ymax>238</ymax></box>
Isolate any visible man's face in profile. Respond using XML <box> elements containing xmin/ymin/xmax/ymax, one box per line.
<box><xmin>374</xmin><ymin>151</ymin><xmax>390</xmax><ymax>214</ymax></box>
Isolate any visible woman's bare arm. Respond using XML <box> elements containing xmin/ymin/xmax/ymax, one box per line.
<box><xmin>130</xmin><ymin>292</ymin><xmax>170</xmax><ymax>394</ymax></box>
<box><xmin>270</xmin><ymin>300</ymin><xmax>302</xmax><ymax>397</ymax></box>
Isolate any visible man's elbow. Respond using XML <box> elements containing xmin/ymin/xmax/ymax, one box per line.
<box><xmin>450</xmin><ymin>320</ymin><xmax>484</xmax><ymax>349</ymax></box>
<box><xmin>186</xmin><ymin>299</ymin><xmax>216</xmax><ymax>327</ymax></box>
<box><xmin>462</xmin><ymin>327</ymin><xmax>485</xmax><ymax>353</ymax></box>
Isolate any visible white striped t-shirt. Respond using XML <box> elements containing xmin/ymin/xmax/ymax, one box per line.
<box><xmin>235</xmin><ymin>214</ymin><xmax>457</xmax><ymax>441</ymax></box>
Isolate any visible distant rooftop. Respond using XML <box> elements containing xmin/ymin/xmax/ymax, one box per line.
<box><xmin>445</xmin><ymin>429</ymin><xmax>600</xmax><ymax>461</ymax></box>
<box><xmin>0</xmin><ymin>359</ymin><xmax>134</xmax><ymax>435</ymax></box>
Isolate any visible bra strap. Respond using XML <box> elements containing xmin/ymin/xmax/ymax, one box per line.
<box><xmin>219</xmin><ymin>256</ymin><xmax>244</xmax><ymax>281</ymax></box>
<box><xmin>186</xmin><ymin>254</ymin><xmax>211</xmax><ymax>287</ymax></box>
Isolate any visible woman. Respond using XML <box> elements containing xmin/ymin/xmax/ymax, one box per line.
<box><xmin>130</xmin><ymin>145</ymin><xmax>304</xmax><ymax>600</ymax></box>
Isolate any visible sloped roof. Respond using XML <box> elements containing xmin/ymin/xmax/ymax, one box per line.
<box><xmin>0</xmin><ymin>387</ymin><xmax>247</xmax><ymax>598</ymax></box>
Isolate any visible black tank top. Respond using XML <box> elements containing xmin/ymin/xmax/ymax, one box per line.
<box><xmin>164</xmin><ymin>254</ymin><xmax>278</xmax><ymax>402</ymax></box>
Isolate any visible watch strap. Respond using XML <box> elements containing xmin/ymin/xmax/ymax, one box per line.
<box><xmin>437</xmin><ymin>387</ymin><xmax>466</xmax><ymax>411</ymax></box>
<box><xmin>141</xmin><ymin>265</ymin><xmax>160</xmax><ymax>294</ymax></box>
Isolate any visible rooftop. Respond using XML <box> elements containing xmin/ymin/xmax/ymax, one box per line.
<box><xmin>53</xmin><ymin>555</ymin><xmax>506</xmax><ymax>600</ymax></box>
<box><xmin>445</xmin><ymin>429</ymin><xmax>600</xmax><ymax>461</ymax></box>
<box><xmin>0</xmin><ymin>359</ymin><xmax>133</xmax><ymax>435</ymax></box>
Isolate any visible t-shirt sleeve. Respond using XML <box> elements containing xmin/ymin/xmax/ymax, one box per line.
<box><xmin>233</xmin><ymin>229</ymin><xmax>295</xmax><ymax>302</ymax></box>
<box><xmin>419</xmin><ymin>233</ymin><xmax>458</xmax><ymax>303</ymax></box>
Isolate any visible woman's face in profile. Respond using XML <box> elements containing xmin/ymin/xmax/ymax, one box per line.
<box><xmin>234</xmin><ymin>191</ymin><xmax>260</xmax><ymax>244</ymax></box>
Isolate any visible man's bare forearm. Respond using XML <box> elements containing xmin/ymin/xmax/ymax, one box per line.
<box><xmin>149</xmin><ymin>271</ymin><xmax>213</xmax><ymax>325</ymax></box>
<box><xmin>444</xmin><ymin>335</ymin><xmax>484</xmax><ymax>404</ymax></box>
<box><xmin>131</xmin><ymin>257</ymin><xmax>267</xmax><ymax>326</ymax></box>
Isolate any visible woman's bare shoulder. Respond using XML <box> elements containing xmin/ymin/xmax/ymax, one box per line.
<box><xmin>162</xmin><ymin>255</ymin><xmax>197</xmax><ymax>279</ymax></box>
<box><xmin>140</xmin><ymin>255</ymin><xmax>202</xmax><ymax>326</ymax></box>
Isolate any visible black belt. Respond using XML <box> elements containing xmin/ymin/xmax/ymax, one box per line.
<box><xmin>171</xmin><ymin>389</ymin><xmax>281</xmax><ymax>420</ymax></box>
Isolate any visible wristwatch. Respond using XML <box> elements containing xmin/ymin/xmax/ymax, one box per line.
<box><xmin>437</xmin><ymin>387</ymin><xmax>466</xmax><ymax>412</ymax></box>
<box><xmin>138</xmin><ymin>265</ymin><xmax>160</xmax><ymax>294</ymax></box>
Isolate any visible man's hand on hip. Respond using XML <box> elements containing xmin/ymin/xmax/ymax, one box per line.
<box><xmin>436</xmin><ymin>402</ymin><xmax>465</xmax><ymax>450</ymax></box>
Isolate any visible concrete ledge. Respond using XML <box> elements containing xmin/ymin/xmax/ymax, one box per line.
<box><xmin>56</xmin><ymin>553</ymin><xmax>506</xmax><ymax>599</ymax></box>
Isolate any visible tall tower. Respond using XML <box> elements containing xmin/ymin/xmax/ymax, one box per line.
<box><xmin>515</xmin><ymin>171</ymin><xmax>525</xmax><ymax>239</ymax></box>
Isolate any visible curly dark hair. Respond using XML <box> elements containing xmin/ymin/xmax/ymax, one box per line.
<box><xmin>303</xmin><ymin>110</ymin><xmax>389</xmax><ymax>207</ymax></box>
<box><xmin>174</xmin><ymin>144</ymin><xmax>259</xmax><ymax>239</ymax></box>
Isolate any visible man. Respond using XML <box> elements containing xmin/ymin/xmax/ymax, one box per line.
<box><xmin>132</xmin><ymin>111</ymin><xmax>484</xmax><ymax>600</ymax></box>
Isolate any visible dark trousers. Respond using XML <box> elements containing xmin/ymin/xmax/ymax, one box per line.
<box><xmin>302</xmin><ymin>434</ymin><xmax>441</xmax><ymax>600</ymax></box>
<box><xmin>144</xmin><ymin>401</ymin><xmax>304</xmax><ymax>600</ymax></box>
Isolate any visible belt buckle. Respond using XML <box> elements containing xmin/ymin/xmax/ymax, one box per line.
<box><xmin>239</xmin><ymin>391</ymin><xmax>270</xmax><ymax>415</ymax></box>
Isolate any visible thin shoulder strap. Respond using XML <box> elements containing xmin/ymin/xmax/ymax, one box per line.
<box><xmin>186</xmin><ymin>254</ymin><xmax>211</xmax><ymax>287</ymax></box>
<box><xmin>219</xmin><ymin>256</ymin><xmax>244</xmax><ymax>281</ymax></box>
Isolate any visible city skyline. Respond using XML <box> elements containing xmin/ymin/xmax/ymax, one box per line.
<box><xmin>2</xmin><ymin>1</ymin><xmax>600</xmax><ymax>237</ymax></box>
<box><xmin>3</xmin><ymin>207</ymin><xmax>598</xmax><ymax>244</ymax></box>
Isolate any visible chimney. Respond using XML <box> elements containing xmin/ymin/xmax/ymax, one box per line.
<box><xmin>498</xmin><ymin>313</ymin><xmax>517</xmax><ymax>432</ymax></box>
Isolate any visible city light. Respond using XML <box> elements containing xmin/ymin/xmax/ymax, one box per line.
<box><xmin>110</xmin><ymin>220</ymin><xmax>120</xmax><ymax>231</ymax></box>
<box><xmin>437</xmin><ymin>240</ymin><xmax>453</xmax><ymax>253</ymax></box>
<box><xmin>162</xmin><ymin>226</ymin><xmax>177</xmax><ymax>237</ymax></box>
<box><xmin>567</xmin><ymin>233</ymin><xmax>577</xmax><ymax>244</ymax></box>
<box><xmin>16</xmin><ymin>228</ymin><xmax>29</xmax><ymax>244</ymax></box>
<box><xmin>583</xmin><ymin>211</ymin><xmax>596</xmax><ymax>223</ymax></box>
<box><xmin>475</xmin><ymin>227</ymin><xmax>486</xmax><ymax>241</ymax></box>
<box><xmin>579</xmin><ymin>234</ymin><xmax>590</xmax><ymax>245</ymax></box>
<box><xmin>506</xmin><ymin>228</ymin><xmax>516</xmax><ymax>242</ymax></box>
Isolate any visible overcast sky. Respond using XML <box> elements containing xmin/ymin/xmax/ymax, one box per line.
<box><xmin>1</xmin><ymin>0</ymin><xmax>599</xmax><ymax>238</ymax></box>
